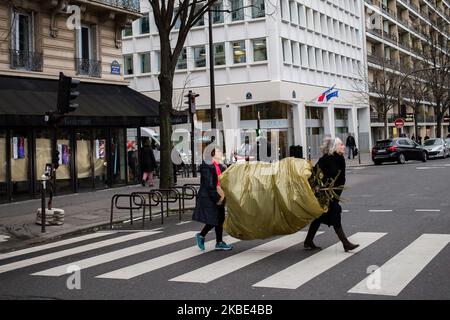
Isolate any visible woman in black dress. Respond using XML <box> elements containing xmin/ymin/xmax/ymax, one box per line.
<box><xmin>140</xmin><ymin>138</ymin><xmax>157</xmax><ymax>187</ymax></box>
<box><xmin>304</xmin><ymin>137</ymin><xmax>359</xmax><ymax>252</ymax></box>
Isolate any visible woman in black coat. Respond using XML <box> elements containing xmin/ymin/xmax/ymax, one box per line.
<box><xmin>304</xmin><ymin>137</ymin><xmax>359</xmax><ymax>252</ymax></box>
<box><xmin>140</xmin><ymin>139</ymin><xmax>157</xmax><ymax>187</ymax></box>
<box><xmin>193</xmin><ymin>146</ymin><xmax>233</xmax><ymax>251</ymax></box>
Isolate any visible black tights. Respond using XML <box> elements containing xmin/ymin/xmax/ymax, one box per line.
<box><xmin>200</xmin><ymin>206</ymin><xmax>225</xmax><ymax>243</ymax></box>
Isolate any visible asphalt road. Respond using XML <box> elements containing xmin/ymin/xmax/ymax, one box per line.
<box><xmin>0</xmin><ymin>157</ymin><xmax>449</xmax><ymax>300</ymax></box>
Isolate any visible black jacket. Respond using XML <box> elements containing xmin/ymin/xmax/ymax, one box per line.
<box><xmin>140</xmin><ymin>145</ymin><xmax>157</xmax><ymax>172</ymax></box>
<box><xmin>346</xmin><ymin>136</ymin><xmax>356</xmax><ymax>147</ymax></box>
<box><xmin>192</xmin><ymin>162</ymin><xmax>226</xmax><ymax>226</ymax></box>
<box><xmin>314</xmin><ymin>153</ymin><xmax>346</xmax><ymax>227</ymax></box>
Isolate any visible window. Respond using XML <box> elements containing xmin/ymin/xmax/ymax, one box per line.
<box><xmin>76</xmin><ymin>24</ymin><xmax>99</xmax><ymax>76</ymax></box>
<box><xmin>231</xmin><ymin>0</ymin><xmax>244</xmax><ymax>21</ymax></box>
<box><xmin>252</xmin><ymin>38</ymin><xmax>267</xmax><ymax>62</ymax></box>
<box><xmin>122</xmin><ymin>25</ymin><xmax>132</xmax><ymax>37</ymax></box>
<box><xmin>173</xmin><ymin>8</ymin><xmax>181</xmax><ymax>29</ymax></box>
<box><xmin>176</xmin><ymin>48</ymin><xmax>187</xmax><ymax>69</ymax></box>
<box><xmin>193</xmin><ymin>5</ymin><xmax>204</xmax><ymax>27</ymax></box>
<box><xmin>154</xmin><ymin>51</ymin><xmax>160</xmax><ymax>73</ymax></box>
<box><xmin>212</xmin><ymin>1</ymin><xmax>224</xmax><ymax>24</ymax></box>
<box><xmin>13</xmin><ymin>11</ymin><xmax>32</xmax><ymax>53</ymax></box>
<box><xmin>140</xmin><ymin>13</ymin><xmax>149</xmax><ymax>34</ymax></box>
<box><xmin>233</xmin><ymin>41</ymin><xmax>246</xmax><ymax>63</ymax></box>
<box><xmin>194</xmin><ymin>46</ymin><xmax>206</xmax><ymax>68</ymax></box>
<box><xmin>214</xmin><ymin>43</ymin><xmax>225</xmax><ymax>65</ymax></box>
<box><xmin>140</xmin><ymin>52</ymin><xmax>150</xmax><ymax>73</ymax></box>
<box><xmin>251</xmin><ymin>0</ymin><xmax>265</xmax><ymax>18</ymax></box>
<box><xmin>124</xmin><ymin>54</ymin><xmax>134</xmax><ymax>75</ymax></box>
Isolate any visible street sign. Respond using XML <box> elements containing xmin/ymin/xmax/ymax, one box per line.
<box><xmin>394</xmin><ymin>118</ymin><xmax>405</xmax><ymax>128</ymax></box>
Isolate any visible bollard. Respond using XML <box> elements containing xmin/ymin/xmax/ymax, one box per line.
<box><xmin>41</xmin><ymin>178</ymin><xmax>46</xmax><ymax>233</ymax></box>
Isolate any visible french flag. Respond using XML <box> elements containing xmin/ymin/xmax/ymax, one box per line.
<box><xmin>317</xmin><ymin>85</ymin><xmax>336</xmax><ymax>103</ymax></box>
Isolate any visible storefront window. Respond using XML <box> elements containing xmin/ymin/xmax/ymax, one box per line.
<box><xmin>93</xmin><ymin>129</ymin><xmax>108</xmax><ymax>189</ymax></box>
<box><xmin>10</xmin><ymin>129</ymin><xmax>30</xmax><ymax>200</ymax></box>
<box><xmin>76</xmin><ymin>130</ymin><xmax>93</xmax><ymax>190</ymax></box>
<box><xmin>240</xmin><ymin>102</ymin><xmax>288</xmax><ymax>120</ymax></box>
<box><xmin>55</xmin><ymin>129</ymin><xmax>72</xmax><ymax>194</ymax></box>
<box><xmin>111</xmin><ymin>128</ymin><xmax>126</xmax><ymax>186</ymax></box>
<box><xmin>35</xmin><ymin>129</ymin><xmax>52</xmax><ymax>182</ymax></box>
<box><xmin>126</xmin><ymin>128</ymin><xmax>139</xmax><ymax>184</ymax></box>
<box><xmin>0</xmin><ymin>130</ymin><xmax>7</xmax><ymax>203</ymax></box>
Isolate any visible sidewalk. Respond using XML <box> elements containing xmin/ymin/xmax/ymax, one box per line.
<box><xmin>0</xmin><ymin>177</ymin><xmax>200</xmax><ymax>251</ymax></box>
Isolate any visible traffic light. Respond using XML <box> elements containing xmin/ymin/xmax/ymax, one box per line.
<box><xmin>184</xmin><ymin>90</ymin><xmax>199</xmax><ymax>114</ymax></box>
<box><xmin>57</xmin><ymin>72</ymin><xmax>80</xmax><ymax>114</ymax></box>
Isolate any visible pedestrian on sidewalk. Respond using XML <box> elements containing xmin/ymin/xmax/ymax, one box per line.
<box><xmin>345</xmin><ymin>133</ymin><xmax>356</xmax><ymax>159</ymax></box>
<box><xmin>303</xmin><ymin>137</ymin><xmax>359</xmax><ymax>252</ymax></box>
<box><xmin>140</xmin><ymin>138</ymin><xmax>157</xmax><ymax>187</ymax></box>
<box><xmin>193</xmin><ymin>145</ymin><xmax>233</xmax><ymax>251</ymax></box>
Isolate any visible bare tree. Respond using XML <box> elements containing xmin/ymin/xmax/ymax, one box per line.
<box><xmin>419</xmin><ymin>22</ymin><xmax>450</xmax><ymax>138</ymax></box>
<box><xmin>149</xmin><ymin>0</ymin><xmax>217</xmax><ymax>188</ymax></box>
<box><xmin>401</xmin><ymin>66</ymin><xmax>429</xmax><ymax>141</ymax></box>
<box><xmin>353</xmin><ymin>56</ymin><xmax>401</xmax><ymax>139</ymax></box>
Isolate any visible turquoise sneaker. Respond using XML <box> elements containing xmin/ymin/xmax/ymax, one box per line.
<box><xmin>195</xmin><ymin>233</ymin><xmax>205</xmax><ymax>251</ymax></box>
<box><xmin>215</xmin><ymin>241</ymin><xmax>233</xmax><ymax>251</ymax></box>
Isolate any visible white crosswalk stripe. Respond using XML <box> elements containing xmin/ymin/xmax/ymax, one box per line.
<box><xmin>0</xmin><ymin>232</ymin><xmax>114</xmax><ymax>261</ymax></box>
<box><xmin>97</xmin><ymin>235</ymin><xmax>240</xmax><ymax>280</ymax></box>
<box><xmin>170</xmin><ymin>231</ymin><xmax>323</xmax><ymax>284</ymax></box>
<box><xmin>0</xmin><ymin>231</ymin><xmax>161</xmax><ymax>274</ymax></box>
<box><xmin>253</xmin><ymin>232</ymin><xmax>387</xmax><ymax>289</ymax></box>
<box><xmin>32</xmin><ymin>231</ymin><xmax>196</xmax><ymax>277</ymax></box>
<box><xmin>348</xmin><ymin>234</ymin><xmax>450</xmax><ymax>296</ymax></box>
<box><xmin>1</xmin><ymin>229</ymin><xmax>449</xmax><ymax>297</ymax></box>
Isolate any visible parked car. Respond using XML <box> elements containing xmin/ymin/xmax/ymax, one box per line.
<box><xmin>372</xmin><ymin>138</ymin><xmax>427</xmax><ymax>165</ymax></box>
<box><xmin>422</xmin><ymin>138</ymin><xmax>449</xmax><ymax>159</ymax></box>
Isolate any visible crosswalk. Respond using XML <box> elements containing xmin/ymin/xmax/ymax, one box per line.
<box><xmin>0</xmin><ymin>228</ymin><xmax>448</xmax><ymax>297</ymax></box>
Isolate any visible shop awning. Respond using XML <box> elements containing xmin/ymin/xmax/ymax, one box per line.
<box><xmin>0</xmin><ymin>75</ymin><xmax>187</xmax><ymax>127</ymax></box>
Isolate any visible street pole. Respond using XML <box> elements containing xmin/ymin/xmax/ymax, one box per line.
<box><xmin>41</xmin><ymin>178</ymin><xmax>46</xmax><ymax>233</ymax></box>
<box><xmin>257</xmin><ymin>108</ymin><xmax>261</xmax><ymax>161</ymax></box>
<box><xmin>189</xmin><ymin>107</ymin><xmax>197</xmax><ymax>178</ymax></box>
<box><xmin>208</xmin><ymin>8</ymin><xmax>216</xmax><ymax>132</ymax></box>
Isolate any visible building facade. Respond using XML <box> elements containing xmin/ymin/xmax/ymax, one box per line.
<box><xmin>123</xmin><ymin>0</ymin><xmax>371</xmax><ymax>161</ymax></box>
<box><xmin>364</xmin><ymin>0</ymin><xmax>450</xmax><ymax>142</ymax></box>
<box><xmin>0</xmin><ymin>0</ymin><xmax>164</xmax><ymax>203</ymax></box>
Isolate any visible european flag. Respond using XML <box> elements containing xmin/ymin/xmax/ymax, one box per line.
<box><xmin>326</xmin><ymin>90</ymin><xmax>339</xmax><ymax>102</ymax></box>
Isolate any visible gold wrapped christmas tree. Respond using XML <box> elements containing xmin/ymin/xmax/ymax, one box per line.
<box><xmin>220</xmin><ymin>157</ymin><xmax>327</xmax><ymax>240</ymax></box>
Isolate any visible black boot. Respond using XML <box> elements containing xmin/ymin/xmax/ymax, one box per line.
<box><xmin>304</xmin><ymin>220</ymin><xmax>322</xmax><ymax>250</ymax></box>
<box><xmin>334</xmin><ymin>226</ymin><xmax>359</xmax><ymax>252</ymax></box>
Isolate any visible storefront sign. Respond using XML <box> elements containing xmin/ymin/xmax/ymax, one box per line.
<box><xmin>111</xmin><ymin>60</ymin><xmax>121</xmax><ymax>75</ymax></box>
<box><xmin>246</xmin><ymin>92</ymin><xmax>252</xmax><ymax>100</ymax></box>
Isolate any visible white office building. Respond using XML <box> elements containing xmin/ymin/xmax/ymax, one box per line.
<box><xmin>122</xmin><ymin>0</ymin><xmax>371</xmax><ymax>160</ymax></box>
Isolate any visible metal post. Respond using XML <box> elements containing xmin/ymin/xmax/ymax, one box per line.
<box><xmin>190</xmin><ymin>108</ymin><xmax>197</xmax><ymax>177</ymax></box>
<box><xmin>257</xmin><ymin>108</ymin><xmax>261</xmax><ymax>161</ymax></box>
<box><xmin>208</xmin><ymin>9</ymin><xmax>216</xmax><ymax>130</ymax></box>
<box><xmin>308</xmin><ymin>146</ymin><xmax>312</xmax><ymax>161</ymax></box>
<box><xmin>41</xmin><ymin>179</ymin><xmax>46</xmax><ymax>233</ymax></box>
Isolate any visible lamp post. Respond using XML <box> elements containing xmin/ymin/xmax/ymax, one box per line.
<box><xmin>208</xmin><ymin>8</ymin><xmax>216</xmax><ymax>131</ymax></box>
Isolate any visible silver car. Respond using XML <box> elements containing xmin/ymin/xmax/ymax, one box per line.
<box><xmin>422</xmin><ymin>138</ymin><xmax>449</xmax><ymax>159</ymax></box>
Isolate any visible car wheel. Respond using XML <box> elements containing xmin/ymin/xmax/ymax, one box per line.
<box><xmin>374</xmin><ymin>160</ymin><xmax>382</xmax><ymax>165</ymax></box>
<box><xmin>397</xmin><ymin>153</ymin><xmax>406</xmax><ymax>164</ymax></box>
<box><xmin>421</xmin><ymin>152</ymin><xmax>427</xmax><ymax>162</ymax></box>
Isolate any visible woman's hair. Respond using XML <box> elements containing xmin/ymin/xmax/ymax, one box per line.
<box><xmin>320</xmin><ymin>137</ymin><xmax>343</xmax><ymax>156</ymax></box>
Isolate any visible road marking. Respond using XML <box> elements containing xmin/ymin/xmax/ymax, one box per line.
<box><xmin>97</xmin><ymin>235</ymin><xmax>240</xmax><ymax>280</ymax></box>
<box><xmin>170</xmin><ymin>231</ymin><xmax>323</xmax><ymax>284</ymax></box>
<box><xmin>342</xmin><ymin>210</ymin><xmax>349</xmax><ymax>213</ymax></box>
<box><xmin>0</xmin><ymin>232</ymin><xmax>114</xmax><ymax>261</ymax></box>
<box><xmin>176</xmin><ymin>221</ymin><xmax>192</xmax><ymax>225</ymax></box>
<box><xmin>0</xmin><ymin>231</ymin><xmax>160</xmax><ymax>274</ymax></box>
<box><xmin>32</xmin><ymin>231</ymin><xmax>196</xmax><ymax>277</ymax></box>
<box><xmin>0</xmin><ymin>235</ymin><xmax>11</xmax><ymax>243</ymax></box>
<box><xmin>369</xmin><ymin>210</ymin><xmax>393</xmax><ymax>212</ymax></box>
<box><xmin>414</xmin><ymin>209</ymin><xmax>441</xmax><ymax>212</ymax></box>
<box><xmin>416</xmin><ymin>167</ymin><xmax>446</xmax><ymax>170</ymax></box>
<box><xmin>252</xmin><ymin>232</ymin><xmax>386</xmax><ymax>290</ymax></box>
<box><xmin>348</xmin><ymin>234</ymin><xmax>450</xmax><ymax>296</ymax></box>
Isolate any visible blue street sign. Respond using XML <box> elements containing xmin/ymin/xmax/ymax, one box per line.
<box><xmin>111</xmin><ymin>60</ymin><xmax>121</xmax><ymax>75</ymax></box>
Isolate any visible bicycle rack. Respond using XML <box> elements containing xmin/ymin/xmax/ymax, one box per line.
<box><xmin>131</xmin><ymin>190</ymin><xmax>164</xmax><ymax>226</ymax></box>
<box><xmin>172</xmin><ymin>185</ymin><xmax>198</xmax><ymax>213</ymax></box>
<box><xmin>110</xmin><ymin>193</ymin><xmax>145</xmax><ymax>229</ymax></box>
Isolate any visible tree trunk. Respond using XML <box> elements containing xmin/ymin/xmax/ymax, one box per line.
<box><xmin>436</xmin><ymin>113</ymin><xmax>443</xmax><ymax>138</ymax></box>
<box><xmin>414</xmin><ymin>106</ymin><xmax>419</xmax><ymax>141</ymax></box>
<box><xmin>158</xmin><ymin>72</ymin><xmax>175</xmax><ymax>189</ymax></box>
<box><xmin>383</xmin><ymin>113</ymin><xmax>388</xmax><ymax>139</ymax></box>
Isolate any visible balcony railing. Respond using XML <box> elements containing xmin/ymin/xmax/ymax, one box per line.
<box><xmin>92</xmin><ymin>0</ymin><xmax>140</xmax><ymax>13</ymax></box>
<box><xmin>416</xmin><ymin>115</ymin><xmax>437</xmax><ymax>122</ymax></box>
<box><xmin>10</xmin><ymin>50</ymin><xmax>43</xmax><ymax>72</ymax></box>
<box><xmin>75</xmin><ymin>58</ymin><xmax>102</xmax><ymax>78</ymax></box>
